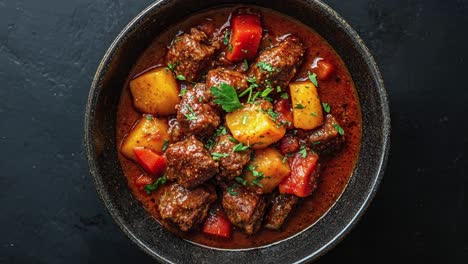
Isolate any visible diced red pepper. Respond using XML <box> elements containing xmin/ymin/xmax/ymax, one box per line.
<box><xmin>279</xmin><ymin>151</ymin><xmax>319</xmax><ymax>197</ymax></box>
<box><xmin>133</xmin><ymin>147</ymin><xmax>167</xmax><ymax>176</ymax></box>
<box><xmin>279</xmin><ymin>136</ymin><xmax>299</xmax><ymax>155</ymax></box>
<box><xmin>274</xmin><ymin>98</ymin><xmax>293</xmax><ymax>128</ymax></box>
<box><xmin>315</xmin><ymin>60</ymin><xmax>335</xmax><ymax>80</ymax></box>
<box><xmin>226</xmin><ymin>14</ymin><xmax>262</xmax><ymax>62</ymax></box>
<box><xmin>135</xmin><ymin>174</ymin><xmax>153</xmax><ymax>187</ymax></box>
<box><xmin>202</xmin><ymin>207</ymin><xmax>232</xmax><ymax>239</ymax></box>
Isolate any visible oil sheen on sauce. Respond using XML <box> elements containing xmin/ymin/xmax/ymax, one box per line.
<box><xmin>116</xmin><ymin>6</ymin><xmax>362</xmax><ymax>249</ymax></box>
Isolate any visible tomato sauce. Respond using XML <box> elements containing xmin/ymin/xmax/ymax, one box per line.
<box><xmin>116</xmin><ymin>6</ymin><xmax>361</xmax><ymax>249</ymax></box>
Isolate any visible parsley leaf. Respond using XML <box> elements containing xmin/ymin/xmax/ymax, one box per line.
<box><xmin>144</xmin><ymin>175</ymin><xmax>167</xmax><ymax>194</ymax></box>
<box><xmin>233</xmin><ymin>142</ymin><xmax>249</xmax><ymax>152</ymax></box>
<box><xmin>333</xmin><ymin>123</ymin><xmax>345</xmax><ymax>135</ymax></box>
<box><xmin>215</xmin><ymin>126</ymin><xmax>227</xmax><ymax>136</ymax></box>
<box><xmin>257</xmin><ymin>61</ymin><xmax>278</xmax><ymax>73</ymax></box>
<box><xmin>167</xmin><ymin>61</ymin><xmax>178</xmax><ymax>72</ymax></box>
<box><xmin>162</xmin><ymin>139</ymin><xmax>169</xmax><ymax>151</ymax></box>
<box><xmin>235</xmin><ymin>176</ymin><xmax>247</xmax><ymax>186</ymax></box>
<box><xmin>210</xmin><ymin>83</ymin><xmax>243</xmax><ymax>112</ymax></box>
<box><xmin>228</xmin><ymin>43</ymin><xmax>233</xmax><ymax>52</ymax></box>
<box><xmin>298</xmin><ymin>146</ymin><xmax>307</xmax><ymax>158</ymax></box>
<box><xmin>295</xmin><ymin>103</ymin><xmax>305</xmax><ymax>109</ymax></box>
<box><xmin>280</xmin><ymin>93</ymin><xmax>289</xmax><ymax>99</ymax></box>
<box><xmin>243</xmin><ymin>59</ymin><xmax>249</xmax><ymax>70</ymax></box>
<box><xmin>184</xmin><ymin>105</ymin><xmax>197</xmax><ymax>121</ymax></box>
<box><xmin>322</xmin><ymin>102</ymin><xmax>331</xmax><ymax>113</ymax></box>
<box><xmin>276</xmin><ymin>86</ymin><xmax>282</xmax><ymax>92</ymax></box>
<box><xmin>223</xmin><ymin>29</ymin><xmax>230</xmax><ymax>45</ymax></box>
<box><xmin>228</xmin><ymin>136</ymin><xmax>238</xmax><ymax>143</ymax></box>
<box><xmin>242</xmin><ymin>115</ymin><xmax>248</xmax><ymax>125</ymax></box>
<box><xmin>179</xmin><ymin>88</ymin><xmax>187</xmax><ymax>96</ymax></box>
<box><xmin>308</xmin><ymin>71</ymin><xmax>318</xmax><ymax>87</ymax></box>
<box><xmin>311</xmin><ymin>112</ymin><xmax>318</xmax><ymax>117</ymax></box>
<box><xmin>205</xmin><ymin>138</ymin><xmax>215</xmax><ymax>150</ymax></box>
<box><xmin>227</xmin><ymin>184</ymin><xmax>238</xmax><ymax>196</ymax></box>
<box><xmin>212</xmin><ymin>152</ymin><xmax>229</xmax><ymax>161</ymax></box>
<box><xmin>146</xmin><ymin>115</ymin><xmax>153</xmax><ymax>120</ymax></box>
<box><xmin>175</xmin><ymin>75</ymin><xmax>186</xmax><ymax>81</ymax></box>
<box><xmin>261</xmin><ymin>87</ymin><xmax>274</xmax><ymax>98</ymax></box>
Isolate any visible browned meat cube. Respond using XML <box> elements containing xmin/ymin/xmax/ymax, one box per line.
<box><xmin>206</xmin><ymin>67</ymin><xmax>249</xmax><ymax>93</ymax></box>
<box><xmin>307</xmin><ymin>114</ymin><xmax>345</xmax><ymax>153</ymax></box>
<box><xmin>159</xmin><ymin>183</ymin><xmax>217</xmax><ymax>231</ymax></box>
<box><xmin>248</xmin><ymin>35</ymin><xmax>305</xmax><ymax>89</ymax></box>
<box><xmin>176</xmin><ymin>83</ymin><xmax>221</xmax><ymax>138</ymax></box>
<box><xmin>264</xmin><ymin>193</ymin><xmax>299</xmax><ymax>230</ymax></box>
<box><xmin>222</xmin><ymin>184</ymin><xmax>267</xmax><ymax>235</ymax></box>
<box><xmin>166</xmin><ymin>28</ymin><xmax>217</xmax><ymax>82</ymax></box>
<box><xmin>165</xmin><ymin>136</ymin><xmax>218</xmax><ymax>189</ymax></box>
<box><xmin>212</xmin><ymin>134</ymin><xmax>252</xmax><ymax>181</ymax></box>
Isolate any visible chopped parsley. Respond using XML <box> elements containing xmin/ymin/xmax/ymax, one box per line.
<box><xmin>212</xmin><ymin>152</ymin><xmax>229</xmax><ymax>160</ymax></box>
<box><xmin>205</xmin><ymin>138</ymin><xmax>215</xmax><ymax>150</ymax></box>
<box><xmin>295</xmin><ymin>103</ymin><xmax>305</xmax><ymax>109</ymax></box>
<box><xmin>175</xmin><ymin>74</ymin><xmax>186</xmax><ymax>81</ymax></box>
<box><xmin>144</xmin><ymin>175</ymin><xmax>167</xmax><ymax>194</ymax></box>
<box><xmin>333</xmin><ymin>123</ymin><xmax>345</xmax><ymax>135</ymax></box>
<box><xmin>298</xmin><ymin>146</ymin><xmax>307</xmax><ymax>158</ymax></box>
<box><xmin>161</xmin><ymin>139</ymin><xmax>169</xmax><ymax>151</ymax></box>
<box><xmin>223</xmin><ymin>29</ymin><xmax>230</xmax><ymax>45</ymax></box>
<box><xmin>179</xmin><ymin>88</ymin><xmax>187</xmax><ymax>96</ymax></box>
<box><xmin>248</xmin><ymin>165</ymin><xmax>265</xmax><ymax>188</ymax></box>
<box><xmin>235</xmin><ymin>176</ymin><xmax>247</xmax><ymax>186</ymax></box>
<box><xmin>322</xmin><ymin>102</ymin><xmax>331</xmax><ymax>113</ymax></box>
<box><xmin>210</xmin><ymin>83</ymin><xmax>243</xmax><ymax>112</ymax></box>
<box><xmin>311</xmin><ymin>141</ymin><xmax>321</xmax><ymax>145</ymax></box>
<box><xmin>243</xmin><ymin>59</ymin><xmax>249</xmax><ymax>70</ymax></box>
<box><xmin>239</xmin><ymin>77</ymin><xmax>259</xmax><ymax>104</ymax></box>
<box><xmin>276</xmin><ymin>86</ymin><xmax>282</xmax><ymax>92</ymax></box>
<box><xmin>167</xmin><ymin>61</ymin><xmax>178</xmax><ymax>72</ymax></box>
<box><xmin>227</xmin><ymin>184</ymin><xmax>238</xmax><ymax>196</ymax></box>
<box><xmin>308</xmin><ymin>71</ymin><xmax>318</xmax><ymax>87</ymax></box>
<box><xmin>184</xmin><ymin>105</ymin><xmax>197</xmax><ymax>121</ymax></box>
<box><xmin>280</xmin><ymin>93</ymin><xmax>289</xmax><ymax>99</ymax></box>
<box><xmin>215</xmin><ymin>126</ymin><xmax>227</xmax><ymax>136</ymax></box>
<box><xmin>228</xmin><ymin>43</ymin><xmax>233</xmax><ymax>52</ymax></box>
<box><xmin>146</xmin><ymin>115</ymin><xmax>153</xmax><ymax>121</ymax></box>
<box><xmin>233</xmin><ymin>142</ymin><xmax>249</xmax><ymax>152</ymax></box>
<box><xmin>228</xmin><ymin>136</ymin><xmax>238</xmax><ymax>143</ymax></box>
<box><xmin>311</xmin><ymin>112</ymin><xmax>318</xmax><ymax>117</ymax></box>
<box><xmin>256</xmin><ymin>61</ymin><xmax>278</xmax><ymax>73</ymax></box>
<box><xmin>260</xmin><ymin>87</ymin><xmax>273</xmax><ymax>98</ymax></box>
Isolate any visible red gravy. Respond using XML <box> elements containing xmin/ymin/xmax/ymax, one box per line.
<box><xmin>116</xmin><ymin>6</ymin><xmax>361</xmax><ymax>249</ymax></box>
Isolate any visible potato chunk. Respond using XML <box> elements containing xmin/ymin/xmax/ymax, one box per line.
<box><xmin>244</xmin><ymin>148</ymin><xmax>291</xmax><ymax>194</ymax></box>
<box><xmin>225</xmin><ymin>101</ymin><xmax>286</xmax><ymax>149</ymax></box>
<box><xmin>289</xmin><ymin>81</ymin><xmax>323</xmax><ymax>130</ymax></box>
<box><xmin>129</xmin><ymin>68</ymin><xmax>180</xmax><ymax>116</ymax></box>
<box><xmin>121</xmin><ymin>115</ymin><xmax>170</xmax><ymax>161</ymax></box>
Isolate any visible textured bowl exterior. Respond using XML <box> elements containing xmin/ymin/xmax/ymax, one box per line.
<box><xmin>84</xmin><ymin>0</ymin><xmax>390</xmax><ymax>263</ymax></box>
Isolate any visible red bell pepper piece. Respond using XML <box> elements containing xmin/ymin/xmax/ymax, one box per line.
<box><xmin>315</xmin><ymin>60</ymin><xmax>335</xmax><ymax>80</ymax></box>
<box><xmin>226</xmin><ymin>14</ymin><xmax>262</xmax><ymax>62</ymax></box>
<box><xmin>274</xmin><ymin>98</ymin><xmax>293</xmax><ymax>128</ymax></box>
<box><xmin>135</xmin><ymin>174</ymin><xmax>153</xmax><ymax>187</ymax></box>
<box><xmin>202</xmin><ymin>207</ymin><xmax>232</xmax><ymax>239</ymax></box>
<box><xmin>133</xmin><ymin>147</ymin><xmax>167</xmax><ymax>176</ymax></box>
<box><xmin>279</xmin><ymin>151</ymin><xmax>319</xmax><ymax>197</ymax></box>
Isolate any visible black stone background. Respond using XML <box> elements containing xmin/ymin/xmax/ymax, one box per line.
<box><xmin>0</xmin><ymin>0</ymin><xmax>467</xmax><ymax>263</ymax></box>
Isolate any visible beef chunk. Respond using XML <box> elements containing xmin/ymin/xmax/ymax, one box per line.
<box><xmin>248</xmin><ymin>35</ymin><xmax>305</xmax><ymax>89</ymax></box>
<box><xmin>159</xmin><ymin>183</ymin><xmax>217</xmax><ymax>231</ymax></box>
<box><xmin>206</xmin><ymin>67</ymin><xmax>249</xmax><ymax>93</ymax></box>
<box><xmin>166</xmin><ymin>28</ymin><xmax>217</xmax><ymax>82</ymax></box>
<box><xmin>264</xmin><ymin>193</ymin><xmax>299</xmax><ymax>230</ymax></box>
<box><xmin>165</xmin><ymin>136</ymin><xmax>218</xmax><ymax>189</ymax></box>
<box><xmin>176</xmin><ymin>83</ymin><xmax>221</xmax><ymax>138</ymax></box>
<box><xmin>307</xmin><ymin>114</ymin><xmax>344</xmax><ymax>153</ymax></box>
<box><xmin>222</xmin><ymin>184</ymin><xmax>266</xmax><ymax>235</ymax></box>
<box><xmin>212</xmin><ymin>134</ymin><xmax>252</xmax><ymax>180</ymax></box>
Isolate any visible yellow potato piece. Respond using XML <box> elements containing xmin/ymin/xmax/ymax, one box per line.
<box><xmin>244</xmin><ymin>148</ymin><xmax>291</xmax><ymax>194</ymax></box>
<box><xmin>129</xmin><ymin>68</ymin><xmax>180</xmax><ymax>116</ymax></box>
<box><xmin>121</xmin><ymin>115</ymin><xmax>170</xmax><ymax>161</ymax></box>
<box><xmin>226</xmin><ymin>101</ymin><xmax>286</xmax><ymax>149</ymax></box>
<box><xmin>289</xmin><ymin>81</ymin><xmax>324</xmax><ymax>130</ymax></box>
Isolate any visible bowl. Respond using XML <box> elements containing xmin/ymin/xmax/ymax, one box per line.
<box><xmin>84</xmin><ymin>0</ymin><xmax>390</xmax><ymax>262</ymax></box>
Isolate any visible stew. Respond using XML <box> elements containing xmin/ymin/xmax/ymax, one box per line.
<box><xmin>116</xmin><ymin>6</ymin><xmax>361</xmax><ymax>249</ymax></box>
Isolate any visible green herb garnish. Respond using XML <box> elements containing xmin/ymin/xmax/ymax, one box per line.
<box><xmin>227</xmin><ymin>184</ymin><xmax>238</xmax><ymax>196</ymax></box>
<box><xmin>167</xmin><ymin>61</ymin><xmax>178</xmax><ymax>72</ymax></box>
<box><xmin>144</xmin><ymin>175</ymin><xmax>167</xmax><ymax>194</ymax></box>
<box><xmin>298</xmin><ymin>146</ymin><xmax>307</xmax><ymax>158</ymax></box>
<box><xmin>175</xmin><ymin>75</ymin><xmax>186</xmax><ymax>81</ymax></box>
<box><xmin>233</xmin><ymin>142</ymin><xmax>249</xmax><ymax>152</ymax></box>
<box><xmin>146</xmin><ymin>115</ymin><xmax>152</xmax><ymax>120</ymax></box>
<box><xmin>212</xmin><ymin>152</ymin><xmax>229</xmax><ymax>161</ymax></box>
<box><xmin>235</xmin><ymin>176</ymin><xmax>247</xmax><ymax>186</ymax></box>
<box><xmin>280</xmin><ymin>93</ymin><xmax>289</xmax><ymax>99</ymax></box>
<box><xmin>210</xmin><ymin>83</ymin><xmax>243</xmax><ymax>112</ymax></box>
<box><xmin>311</xmin><ymin>112</ymin><xmax>318</xmax><ymax>117</ymax></box>
<box><xmin>223</xmin><ymin>29</ymin><xmax>230</xmax><ymax>45</ymax></box>
<box><xmin>243</xmin><ymin>59</ymin><xmax>249</xmax><ymax>70</ymax></box>
<box><xmin>184</xmin><ymin>105</ymin><xmax>197</xmax><ymax>121</ymax></box>
<box><xmin>322</xmin><ymin>102</ymin><xmax>331</xmax><ymax>113</ymax></box>
<box><xmin>308</xmin><ymin>71</ymin><xmax>318</xmax><ymax>87</ymax></box>
<box><xmin>256</xmin><ymin>61</ymin><xmax>278</xmax><ymax>73</ymax></box>
<box><xmin>216</xmin><ymin>126</ymin><xmax>227</xmax><ymax>136</ymax></box>
<box><xmin>162</xmin><ymin>139</ymin><xmax>169</xmax><ymax>151</ymax></box>
<box><xmin>295</xmin><ymin>103</ymin><xmax>305</xmax><ymax>109</ymax></box>
<box><xmin>333</xmin><ymin>123</ymin><xmax>345</xmax><ymax>135</ymax></box>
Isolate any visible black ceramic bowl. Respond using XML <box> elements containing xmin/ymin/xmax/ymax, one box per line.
<box><xmin>84</xmin><ymin>0</ymin><xmax>390</xmax><ymax>262</ymax></box>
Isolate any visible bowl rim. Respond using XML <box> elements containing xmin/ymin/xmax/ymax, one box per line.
<box><xmin>84</xmin><ymin>0</ymin><xmax>390</xmax><ymax>262</ymax></box>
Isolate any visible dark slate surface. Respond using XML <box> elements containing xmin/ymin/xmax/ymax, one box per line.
<box><xmin>0</xmin><ymin>0</ymin><xmax>466</xmax><ymax>263</ymax></box>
